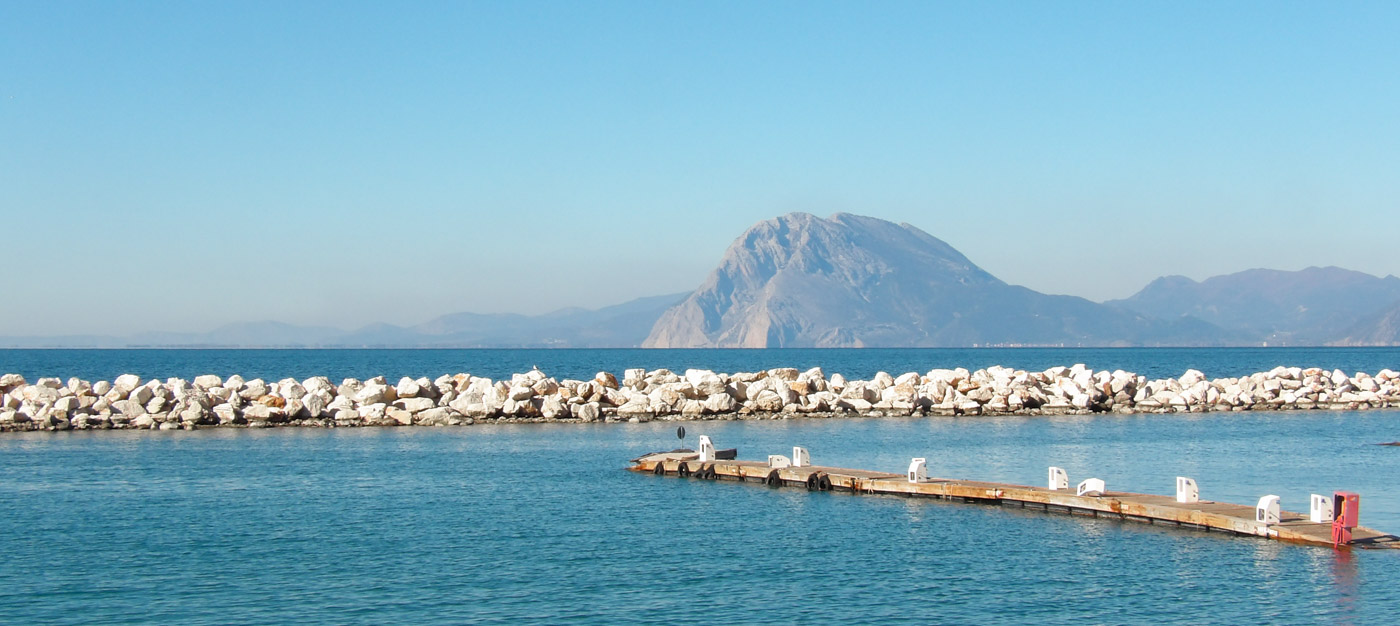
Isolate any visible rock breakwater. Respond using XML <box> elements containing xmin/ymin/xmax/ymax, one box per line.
<box><xmin>1</xmin><ymin>365</ymin><xmax>1397</xmax><ymax>432</ymax></box>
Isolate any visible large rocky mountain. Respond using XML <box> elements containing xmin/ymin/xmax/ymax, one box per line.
<box><xmin>1106</xmin><ymin>267</ymin><xmax>1400</xmax><ymax>345</ymax></box>
<box><xmin>643</xmin><ymin>212</ymin><xmax>1229</xmax><ymax>348</ymax></box>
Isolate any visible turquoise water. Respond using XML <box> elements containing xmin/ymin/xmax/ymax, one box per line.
<box><xmin>3</xmin><ymin>411</ymin><xmax>1399</xmax><ymax>623</ymax></box>
<box><xmin>5</xmin><ymin>346</ymin><xmax>1400</xmax><ymax>383</ymax></box>
<box><xmin>3</xmin><ymin>348</ymin><xmax>1400</xmax><ymax>622</ymax></box>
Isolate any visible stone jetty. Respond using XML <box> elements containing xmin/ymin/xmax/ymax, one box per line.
<box><xmin>1</xmin><ymin>365</ymin><xmax>1398</xmax><ymax>432</ymax></box>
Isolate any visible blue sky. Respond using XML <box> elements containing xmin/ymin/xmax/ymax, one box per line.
<box><xmin>2</xmin><ymin>1</ymin><xmax>1398</xmax><ymax>335</ymax></box>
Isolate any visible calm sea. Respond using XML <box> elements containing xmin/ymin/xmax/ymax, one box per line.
<box><xmin>4</xmin><ymin>346</ymin><xmax>1400</xmax><ymax>383</ymax></box>
<box><xmin>3</xmin><ymin>349</ymin><xmax>1400</xmax><ymax>623</ymax></box>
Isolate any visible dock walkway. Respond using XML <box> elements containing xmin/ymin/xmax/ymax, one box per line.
<box><xmin>630</xmin><ymin>451</ymin><xmax>1400</xmax><ymax>550</ymax></box>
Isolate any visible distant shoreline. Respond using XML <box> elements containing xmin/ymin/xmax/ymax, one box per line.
<box><xmin>3</xmin><ymin>344</ymin><xmax>1398</xmax><ymax>350</ymax></box>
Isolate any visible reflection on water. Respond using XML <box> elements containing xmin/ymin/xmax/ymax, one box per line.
<box><xmin>1324</xmin><ymin>548</ymin><xmax>1359</xmax><ymax>618</ymax></box>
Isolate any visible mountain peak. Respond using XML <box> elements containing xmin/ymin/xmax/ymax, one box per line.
<box><xmin>643</xmin><ymin>213</ymin><xmax>1211</xmax><ymax>348</ymax></box>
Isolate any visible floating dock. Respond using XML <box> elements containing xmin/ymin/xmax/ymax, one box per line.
<box><xmin>630</xmin><ymin>442</ymin><xmax>1400</xmax><ymax>550</ymax></box>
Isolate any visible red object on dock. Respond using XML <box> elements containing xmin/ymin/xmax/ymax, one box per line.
<box><xmin>1332</xmin><ymin>491</ymin><xmax>1360</xmax><ymax>547</ymax></box>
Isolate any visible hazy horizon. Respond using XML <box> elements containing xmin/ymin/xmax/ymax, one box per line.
<box><xmin>4</xmin><ymin>2</ymin><xmax>1398</xmax><ymax>336</ymax></box>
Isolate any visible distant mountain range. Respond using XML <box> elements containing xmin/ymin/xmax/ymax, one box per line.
<box><xmin>1105</xmin><ymin>267</ymin><xmax>1400</xmax><ymax>346</ymax></box>
<box><xmin>0</xmin><ymin>293</ymin><xmax>687</xmax><ymax>348</ymax></box>
<box><xmin>5</xmin><ymin>212</ymin><xmax>1399</xmax><ymax>348</ymax></box>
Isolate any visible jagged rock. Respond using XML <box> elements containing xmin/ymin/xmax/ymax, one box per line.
<box><xmin>357</xmin><ymin>403</ymin><xmax>388</xmax><ymax>420</ymax></box>
<box><xmin>337</xmin><ymin>379</ymin><xmax>363</xmax><ymax>398</ymax></box>
<box><xmin>415</xmin><ymin>407</ymin><xmax>455</xmax><ymax>426</ymax></box>
<box><xmin>126</xmin><ymin>384</ymin><xmax>153</xmax><ymax>405</ymax></box>
<box><xmin>413</xmin><ymin>377</ymin><xmax>437</xmax><ymax>398</ymax></box>
<box><xmin>500</xmin><ymin>398</ymin><xmax>524</xmax><ymax>417</ymax></box>
<box><xmin>617</xmin><ymin>398</ymin><xmax>652</xmax><ymax>417</ymax></box>
<box><xmin>701</xmin><ymin>393</ymin><xmax>734</xmax><ymax>413</ymax></box>
<box><xmin>648</xmin><ymin>385</ymin><xmax>684</xmax><ymax>411</ymax></box>
<box><xmin>508</xmin><ymin>385</ymin><xmax>535</xmax><ymax>401</ymax></box>
<box><xmin>434</xmin><ymin>374</ymin><xmax>456</xmax><ymax>395</ymax></box>
<box><xmin>355</xmin><ymin>383</ymin><xmax>395</xmax><ymax>406</ymax></box>
<box><xmin>575</xmin><ymin>402</ymin><xmax>601</xmax><ymax>422</ymax></box>
<box><xmin>886</xmin><ymin>383</ymin><xmax>919</xmax><ymax>404</ymax></box>
<box><xmin>238</xmin><ymin>379</ymin><xmax>269</xmax><ymax>400</ymax></box>
<box><xmin>179</xmin><ymin>407</ymin><xmax>206</xmax><ymax>424</ymax></box>
<box><xmin>303</xmin><ymin>377</ymin><xmax>335</xmax><ymax>395</ymax></box>
<box><xmin>277</xmin><ymin>380</ymin><xmax>307</xmax><ymax>400</ymax></box>
<box><xmin>531</xmin><ymin>378</ymin><xmax>558</xmax><ymax>397</ymax></box>
<box><xmin>112</xmin><ymin>399</ymin><xmax>146</xmax><ymax>416</ymax></box>
<box><xmin>395</xmin><ymin>377</ymin><xmax>421</xmax><ymax>398</ymax></box>
<box><xmin>111</xmin><ymin>374</ymin><xmax>141</xmax><ymax>396</ymax></box>
<box><xmin>303</xmin><ymin>393</ymin><xmax>328</xmax><ymax>418</ymax></box>
<box><xmin>766</xmin><ymin>368</ymin><xmax>799</xmax><ymax>381</ymax></box>
<box><xmin>145</xmin><ymin>397</ymin><xmax>169</xmax><ymax>415</ymax></box>
<box><xmin>212</xmin><ymin>404</ymin><xmax>238</xmax><ymax>424</ymax></box>
<box><xmin>753</xmin><ymin>391</ymin><xmax>784</xmax><ymax>412</ymax></box>
<box><xmin>387</xmin><ymin>408</ymin><xmax>414</xmax><ymax>426</ymax></box>
<box><xmin>451</xmin><ymin>399</ymin><xmax>493</xmax><ymax>419</ymax></box>
<box><xmin>395</xmin><ymin>397</ymin><xmax>436</xmax><ymax>413</ymax></box>
<box><xmin>540</xmin><ymin>396</ymin><xmax>566</xmax><ymax>419</ymax></box>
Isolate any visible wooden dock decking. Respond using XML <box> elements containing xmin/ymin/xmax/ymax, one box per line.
<box><xmin>629</xmin><ymin>451</ymin><xmax>1400</xmax><ymax>550</ymax></box>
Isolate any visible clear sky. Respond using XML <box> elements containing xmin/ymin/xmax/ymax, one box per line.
<box><xmin>3</xmin><ymin>1</ymin><xmax>1398</xmax><ymax>336</ymax></box>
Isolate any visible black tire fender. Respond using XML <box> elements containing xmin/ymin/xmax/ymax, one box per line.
<box><xmin>765</xmin><ymin>469</ymin><xmax>781</xmax><ymax>486</ymax></box>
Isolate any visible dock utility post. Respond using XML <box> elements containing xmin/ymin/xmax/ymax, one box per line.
<box><xmin>1077</xmin><ymin>478</ymin><xmax>1106</xmax><ymax>496</ymax></box>
<box><xmin>1048</xmin><ymin>467</ymin><xmax>1068</xmax><ymax>491</ymax></box>
<box><xmin>1175</xmin><ymin>477</ymin><xmax>1199</xmax><ymax>504</ymax></box>
<box><xmin>908</xmin><ymin>458</ymin><xmax>927</xmax><ymax>483</ymax></box>
<box><xmin>768</xmin><ymin>455</ymin><xmax>792</xmax><ymax>469</ymax></box>
<box><xmin>792</xmin><ymin>447</ymin><xmax>810</xmax><ymax>468</ymax></box>
<box><xmin>1310</xmin><ymin>494</ymin><xmax>1334</xmax><ymax>523</ymax></box>
<box><xmin>1332</xmin><ymin>492</ymin><xmax>1360</xmax><ymax>546</ymax></box>
<box><xmin>1256</xmin><ymin>495</ymin><xmax>1281</xmax><ymax>524</ymax></box>
<box><xmin>698</xmin><ymin>436</ymin><xmax>716</xmax><ymax>463</ymax></box>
